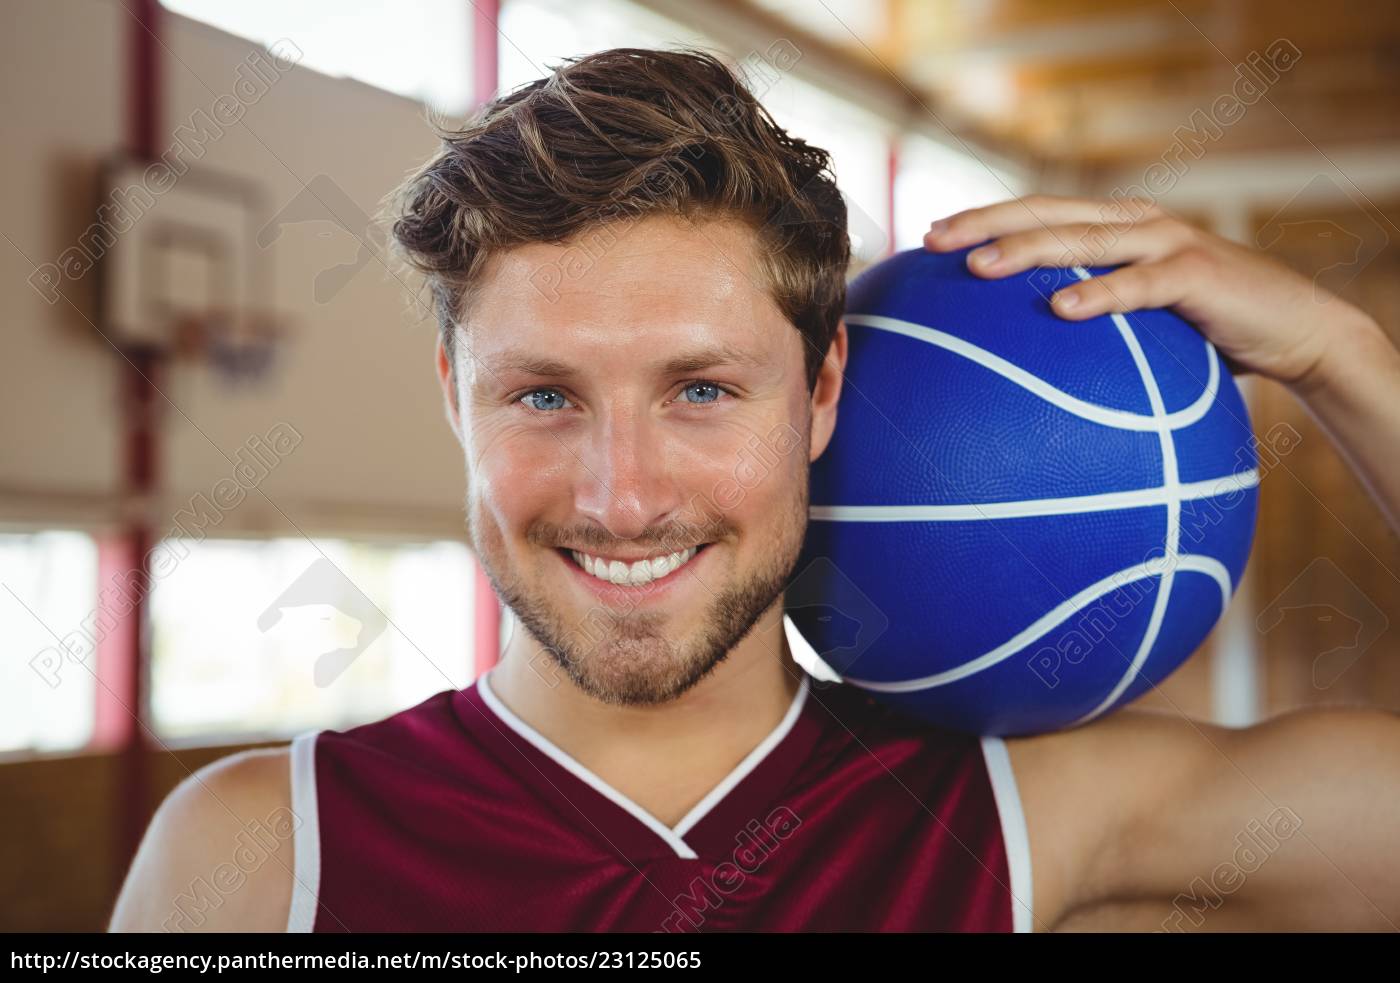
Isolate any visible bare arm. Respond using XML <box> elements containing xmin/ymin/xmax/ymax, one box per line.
<box><xmin>926</xmin><ymin>195</ymin><xmax>1400</xmax><ymax>534</ymax></box>
<box><xmin>108</xmin><ymin>748</ymin><xmax>294</xmax><ymax>933</ymax></box>
<box><xmin>1289</xmin><ymin>318</ymin><xmax>1400</xmax><ymax>533</ymax></box>
<box><xmin>925</xmin><ymin>197</ymin><xmax>1400</xmax><ymax>930</ymax></box>
<box><xmin>1011</xmin><ymin>707</ymin><xmax>1400</xmax><ymax>931</ymax></box>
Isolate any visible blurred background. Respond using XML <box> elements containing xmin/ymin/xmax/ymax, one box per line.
<box><xmin>2</xmin><ymin>0</ymin><xmax>1397</xmax><ymax>931</ymax></box>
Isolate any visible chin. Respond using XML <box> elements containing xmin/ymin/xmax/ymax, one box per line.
<box><xmin>547</xmin><ymin>630</ymin><xmax>728</xmax><ymax>707</ymax></box>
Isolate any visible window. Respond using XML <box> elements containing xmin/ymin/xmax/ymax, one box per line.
<box><xmin>149</xmin><ymin>536</ymin><xmax>475</xmax><ymax>741</ymax></box>
<box><xmin>0</xmin><ymin>531</ymin><xmax>99</xmax><ymax>755</ymax></box>
<box><xmin>498</xmin><ymin>0</ymin><xmax>715</xmax><ymax>94</ymax></box>
<box><xmin>160</xmin><ymin>0</ymin><xmax>474</xmax><ymax>114</ymax></box>
<box><xmin>894</xmin><ymin>133</ymin><xmax>1026</xmax><ymax>250</ymax></box>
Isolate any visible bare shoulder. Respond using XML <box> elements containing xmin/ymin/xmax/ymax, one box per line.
<box><xmin>1005</xmin><ymin>704</ymin><xmax>1400</xmax><ymax>931</ymax></box>
<box><xmin>109</xmin><ymin>745</ymin><xmax>297</xmax><ymax>933</ymax></box>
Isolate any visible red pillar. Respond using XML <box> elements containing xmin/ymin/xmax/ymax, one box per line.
<box><xmin>886</xmin><ymin>136</ymin><xmax>900</xmax><ymax>256</ymax></box>
<box><xmin>104</xmin><ymin>0</ymin><xmax>164</xmax><ymax>886</ymax></box>
<box><xmin>472</xmin><ymin>0</ymin><xmax>500</xmax><ymax>110</ymax></box>
<box><xmin>470</xmin><ymin>0</ymin><xmax>503</xmax><ymax>674</ymax></box>
<box><xmin>473</xmin><ymin>564</ymin><xmax>502</xmax><ymax>677</ymax></box>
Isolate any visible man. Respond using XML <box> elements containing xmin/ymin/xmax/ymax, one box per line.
<box><xmin>111</xmin><ymin>48</ymin><xmax>1400</xmax><ymax>933</ymax></box>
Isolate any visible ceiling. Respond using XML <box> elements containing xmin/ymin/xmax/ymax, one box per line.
<box><xmin>728</xmin><ymin>0</ymin><xmax>1400</xmax><ymax>167</ymax></box>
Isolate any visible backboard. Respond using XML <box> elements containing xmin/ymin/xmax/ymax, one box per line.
<box><xmin>98</xmin><ymin>157</ymin><xmax>278</xmax><ymax>381</ymax></box>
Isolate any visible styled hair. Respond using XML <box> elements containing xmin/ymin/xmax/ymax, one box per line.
<box><xmin>390</xmin><ymin>47</ymin><xmax>849</xmax><ymax>389</ymax></box>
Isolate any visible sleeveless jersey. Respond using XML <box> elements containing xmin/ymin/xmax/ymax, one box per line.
<box><xmin>286</xmin><ymin>670</ymin><xmax>1033</xmax><ymax>932</ymax></box>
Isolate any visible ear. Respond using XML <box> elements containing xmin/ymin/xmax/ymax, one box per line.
<box><xmin>808</xmin><ymin>321</ymin><xmax>847</xmax><ymax>462</ymax></box>
<box><xmin>436</xmin><ymin>331</ymin><xmax>464</xmax><ymax>445</ymax></box>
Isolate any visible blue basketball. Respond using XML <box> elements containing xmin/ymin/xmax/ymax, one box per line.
<box><xmin>788</xmin><ymin>247</ymin><xmax>1259</xmax><ymax>735</ymax></box>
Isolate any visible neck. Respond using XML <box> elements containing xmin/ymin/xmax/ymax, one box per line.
<box><xmin>485</xmin><ymin>604</ymin><xmax>804</xmax><ymax>828</ymax></box>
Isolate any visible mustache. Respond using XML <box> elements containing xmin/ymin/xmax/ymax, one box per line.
<box><xmin>527</xmin><ymin>519</ymin><xmax>729</xmax><ymax>554</ymax></box>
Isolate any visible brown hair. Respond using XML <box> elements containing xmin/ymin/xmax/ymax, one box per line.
<box><xmin>390</xmin><ymin>47</ymin><xmax>849</xmax><ymax>390</ymax></box>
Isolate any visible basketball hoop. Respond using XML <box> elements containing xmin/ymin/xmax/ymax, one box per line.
<box><xmin>172</xmin><ymin>308</ymin><xmax>283</xmax><ymax>386</ymax></box>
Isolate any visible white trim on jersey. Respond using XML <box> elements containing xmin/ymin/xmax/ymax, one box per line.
<box><xmin>478</xmin><ymin>671</ymin><xmax>811</xmax><ymax>860</ymax></box>
<box><xmin>672</xmin><ymin>677</ymin><xmax>809</xmax><ymax>837</ymax></box>
<box><xmin>286</xmin><ymin>730</ymin><xmax>322</xmax><ymax>933</ymax></box>
<box><xmin>981</xmin><ymin>735</ymin><xmax>1034</xmax><ymax>934</ymax></box>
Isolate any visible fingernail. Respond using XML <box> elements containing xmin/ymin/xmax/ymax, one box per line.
<box><xmin>1053</xmin><ymin>290</ymin><xmax>1079</xmax><ymax>310</ymax></box>
<box><xmin>968</xmin><ymin>244</ymin><xmax>1000</xmax><ymax>266</ymax></box>
<box><xmin>928</xmin><ymin>219</ymin><xmax>949</xmax><ymax>236</ymax></box>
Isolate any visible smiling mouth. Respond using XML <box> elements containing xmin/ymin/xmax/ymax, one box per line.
<box><xmin>559</xmin><ymin>544</ymin><xmax>710</xmax><ymax>587</ymax></box>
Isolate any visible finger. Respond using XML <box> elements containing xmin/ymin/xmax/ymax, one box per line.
<box><xmin>964</xmin><ymin>219</ymin><xmax>1196</xmax><ymax>277</ymax></box>
<box><xmin>926</xmin><ymin>195</ymin><xmax>1166</xmax><ymax>252</ymax></box>
<box><xmin>1047</xmin><ymin>257</ymin><xmax>1196</xmax><ymax>321</ymax></box>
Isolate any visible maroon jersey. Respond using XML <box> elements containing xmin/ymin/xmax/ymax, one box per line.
<box><xmin>286</xmin><ymin>670</ymin><xmax>1033</xmax><ymax>932</ymax></box>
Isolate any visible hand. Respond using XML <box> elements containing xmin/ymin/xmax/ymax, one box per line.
<box><xmin>923</xmin><ymin>195</ymin><xmax>1378</xmax><ymax>391</ymax></box>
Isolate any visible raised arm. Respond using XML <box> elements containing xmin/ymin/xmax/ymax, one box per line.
<box><xmin>934</xmin><ymin>196</ymin><xmax>1400</xmax><ymax>930</ymax></box>
<box><xmin>925</xmin><ymin>195</ymin><xmax>1400</xmax><ymax>533</ymax></box>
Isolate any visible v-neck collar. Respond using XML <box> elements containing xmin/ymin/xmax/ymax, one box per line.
<box><xmin>458</xmin><ymin>669</ymin><xmax>816</xmax><ymax>861</ymax></box>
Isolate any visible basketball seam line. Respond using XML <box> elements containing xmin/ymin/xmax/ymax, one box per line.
<box><xmin>843</xmin><ymin>313</ymin><xmax>1221</xmax><ymax>432</ymax></box>
<box><xmin>1072</xmin><ymin>266</ymin><xmax>1183</xmax><ymax>725</ymax></box>
<box><xmin>843</xmin><ymin>554</ymin><xmax>1230</xmax><ymax>692</ymax></box>
<box><xmin>808</xmin><ymin>469</ymin><xmax>1258</xmax><ymax>522</ymax></box>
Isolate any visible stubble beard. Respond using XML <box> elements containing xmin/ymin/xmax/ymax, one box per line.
<box><xmin>473</xmin><ymin>475</ymin><xmax>810</xmax><ymax>707</ymax></box>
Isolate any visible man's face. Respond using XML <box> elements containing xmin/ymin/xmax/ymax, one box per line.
<box><xmin>439</xmin><ymin>216</ymin><xmax>844</xmax><ymax>705</ymax></box>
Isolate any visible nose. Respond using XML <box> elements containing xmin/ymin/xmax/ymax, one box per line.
<box><xmin>573</xmin><ymin>405</ymin><xmax>683</xmax><ymax>542</ymax></box>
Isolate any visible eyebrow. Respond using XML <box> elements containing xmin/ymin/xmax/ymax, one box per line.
<box><xmin>660</xmin><ymin>344</ymin><xmax>767</xmax><ymax>375</ymax></box>
<box><xmin>486</xmin><ymin>353</ymin><xmax>575</xmax><ymax>378</ymax></box>
<box><xmin>485</xmin><ymin>344</ymin><xmax>767</xmax><ymax>379</ymax></box>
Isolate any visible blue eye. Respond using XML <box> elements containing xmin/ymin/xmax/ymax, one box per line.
<box><xmin>521</xmin><ymin>388</ymin><xmax>571</xmax><ymax>412</ymax></box>
<box><xmin>679</xmin><ymin>381</ymin><xmax>725</xmax><ymax>404</ymax></box>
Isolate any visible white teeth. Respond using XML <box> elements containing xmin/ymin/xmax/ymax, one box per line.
<box><xmin>569</xmin><ymin>546</ymin><xmax>700</xmax><ymax>587</ymax></box>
